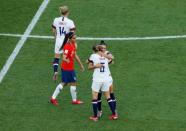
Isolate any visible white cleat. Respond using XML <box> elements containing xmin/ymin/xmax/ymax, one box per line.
<box><xmin>97</xmin><ymin>111</ymin><xmax>103</xmax><ymax>118</ymax></box>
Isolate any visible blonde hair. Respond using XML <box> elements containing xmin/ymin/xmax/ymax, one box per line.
<box><xmin>59</xmin><ymin>5</ymin><xmax>69</xmax><ymax>15</ymax></box>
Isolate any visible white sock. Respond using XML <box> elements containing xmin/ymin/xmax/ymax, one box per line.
<box><xmin>70</xmin><ymin>86</ymin><xmax>77</xmax><ymax>101</ymax></box>
<box><xmin>52</xmin><ymin>83</ymin><xmax>63</xmax><ymax>99</ymax></box>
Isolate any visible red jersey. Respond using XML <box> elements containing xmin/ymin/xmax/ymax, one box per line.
<box><xmin>61</xmin><ymin>42</ymin><xmax>76</xmax><ymax>70</ymax></box>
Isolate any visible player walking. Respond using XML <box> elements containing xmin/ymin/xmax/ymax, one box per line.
<box><xmin>52</xmin><ymin>5</ymin><xmax>76</xmax><ymax>80</ymax></box>
<box><xmin>88</xmin><ymin>45</ymin><xmax>118</xmax><ymax>121</ymax></box>
<box><xmin>50</xmin><ymin>33</ymin><xmax>84</xmax><ymax>105</ymax></box>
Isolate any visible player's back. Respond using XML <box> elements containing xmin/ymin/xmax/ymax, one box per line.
<box><xmin>53</xmin><ymin>16</ymin><xmax>75</xmax><ymax>38</ymax></box>
<box><xmin>90</xmin><ymin>54</ymin><xmax>111</xmax><ymax>82</ymax></box>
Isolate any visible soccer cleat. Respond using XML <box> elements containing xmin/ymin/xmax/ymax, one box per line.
<box><xmin>72</xmin><ymin>100</ymin><xmax>83</xmax><ymax>105</ymax></box>
<box><xmin>89</xmin><ymin>116</ymin><xmax>98</xmax><ymax>122</ymax></box>
<box><xmin>97</xmin><ymin>111</ymin><xmax>103</xmax><ymax>118</ymax></box>
<box><xmin>109</xmin><ymin>114</ymin><xmax>118</xmax><ymax>120</ymax></box>
<box><xmin>50</xmin><ymin>98</ymin><xmax>58</xmax><ymax>106</ymax></box>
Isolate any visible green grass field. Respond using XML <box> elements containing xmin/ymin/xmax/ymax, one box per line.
<box><xmin>0</xmin><ymin>0</ymin><xmax>186</xmax><ymax>131</ymax></box>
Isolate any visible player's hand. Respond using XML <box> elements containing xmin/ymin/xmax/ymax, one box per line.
<box><xmin>80</xmin><ymin>65</ymin><xmax>85</xmax><ymax>72</ymax></box>
<box><xmin>94</xmin><ymin>63</ymin><xmax>104</xmax><ymax>68</ymax></box>
<box><xmin>53</xmin><ymin>72</ymin><xmax>58</xmax><ymax>81</ymax></box>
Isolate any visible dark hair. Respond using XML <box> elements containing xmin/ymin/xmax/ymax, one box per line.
<box><xmin>68</xmin><ymin>32</ymin><xmax>75</xmax><ymax>39</ymax></box>
<box><xmin>99</xmin><ymin>40</ymin><xmax>107</xmax><ymax>46</ymax></box>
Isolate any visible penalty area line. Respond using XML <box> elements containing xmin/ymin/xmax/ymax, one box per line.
<box><xmin>0</xmin><ymin>33</ymin><xmax>186</xmax><ymax>41</ymax></box>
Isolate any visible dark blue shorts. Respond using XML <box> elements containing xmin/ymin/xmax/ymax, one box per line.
<box><xmin>61</xmin><ymin>69</ymin><xmax>77</xmax><ymax>83</ymax></box>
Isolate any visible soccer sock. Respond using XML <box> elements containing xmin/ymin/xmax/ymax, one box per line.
<box><xmin>92</xmin><ymin>99</ymin><xmax>98</xmax><ymax>117</ymax></box>
<box><xmin>110</xmin><ymin>93</ymin><xmax>117</xmax><ymax>110</ymax></box>
<box><xmin>70</xmin><ymin>86</ymin><xmax>77</xmax><ymax>101</ymax></box>
<box><xmin>97</xmin><ymin>92</ymin><xmax>102</xmax><ymax>111</ymax></box>
<box><xmin>52</xmin><ymin>83</ymin><xmax>63</xmax><ymax>99</ymax></box>
<box><xmin>107</xmin><ymin>98</ymin><xmax>116</xmax><ymax>115</ymax></box>
<box><xmin>53</xmin><ymin>58</ymin><xmax>59</xmax><ymax>73</ymax></box>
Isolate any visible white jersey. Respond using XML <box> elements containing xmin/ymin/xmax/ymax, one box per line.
<box><xmin>89</xmin><ymin>53</ymin><xmax>111</xmax><ymax>82</ymax></box>
<box><xmin>104</xmin><ymin>50</ymin><xmax>113</xmax><ymax>83</ymax></box>
<box><xmin>52</xmin><ymin>16</ymin><xmax>75</xmax><ymax>38</ymax></box>
<box><xmin>52</xmin><ymin>16</ymin><xmax>75</xmax><ymax>54</ymax></box>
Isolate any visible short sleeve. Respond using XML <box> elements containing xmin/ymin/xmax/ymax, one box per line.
<box><xmin>88</xmin><ymin>54</ymin><xmax>95</xmax><ymax>63</ymax></box>
<box><xmin>52</xmin><ymin>18</ymin><xmax>57</xmax><ymax>29</ymax></box>
<box><xmin>68</xmin><ymin>20</ymin><xmax>75</xmax><ymax>30</ymax></box>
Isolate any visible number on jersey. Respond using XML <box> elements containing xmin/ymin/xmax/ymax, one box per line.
<box><xmin>100</xmin><ymin>62</ymin><xmax>105</xmax><ymax>72</ymax></box>
<box><xmin>59</xmin><ymin>27</ymin><xmax>66</xmax><ymax>36</ymax></box>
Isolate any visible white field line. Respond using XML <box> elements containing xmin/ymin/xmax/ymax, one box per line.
<box><xmin>0</xmin><ymin>0</ymin><xmax>50</xmax><ymax>83</ymax></box>
<box><xmin>0</xmin><ymin>33</ymin><xmax>186</xmax><ymax>40</ymax></box>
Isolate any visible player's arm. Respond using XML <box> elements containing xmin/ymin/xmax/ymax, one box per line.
<box><xmin>75</xmin><ymin>52</ymin><xmax>84</xmax><ymax>71</ymax></box>
<box><xmin>69</xmin><ymin>20</ymin><xmax>76</xmax><ymax>32</ymax></box>
<box><xmin>62</xmin><ymin>53</ymin><xmax>70</xmax><ymax>63</ymax></box>
<box><xmin>52</xmin><ymin>27</ymin><xmax>57</xmax><ymax>39</ymax></box>
<box><xmin>88</xmin><ymin>62</ymin><xmax>103</xmax><ymax>70</ymax></box>
<box><xmin>101</xmin><ymin>52</ymin><xmax>114</xmax><ymax>60</ymax></box>
<box><xmin>52</xmin><ymin>19</ymin><xmax>57</xmax><ymax>39</ymax></box>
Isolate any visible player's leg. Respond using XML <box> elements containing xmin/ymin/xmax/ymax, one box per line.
<box><xmin>50</xmin><ymin>69</ymin><xmax>68</xmax><ymax>105</ymax></box>
<box><xmin>50</xmin><ymin>82</ymin><xmax>66</xmax><ymax>106</ymax></box>
<box><xmin>69</xmin><ymin>82</ymin><xmax>83</xmax><ymax>104</ymax></box>
<box><xmin>109</xmin><ymin>84</ymin><xmax>117</xmax><ymax>115</ymax></box>
<box><xmin>102</xmin><ymin>82</ymin><xmax>118</xmax><ymax>120</ymax></box>
<box><xmin>97</xmin><ymin>91</ymin><xmax>102</xmax><ymax>117</ymax></box>
<box><xmin>52</xmin><ymin>38</ymin><xmax>64</xmax><ymax>77</ymax></box>
<box><xmin>89</xmin><ymin>81</ymin><xmax>101</xmax><ymax>121</ymax></box>
<box><xmin>68</xmin><ymin>70</ymin><xmax>83</xmax><ymax>104</ymax></box>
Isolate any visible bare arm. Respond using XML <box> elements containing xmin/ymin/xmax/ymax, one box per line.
<box><xmin>75</xmin><ymin>53</ymin><xmax>84</xmax><ymax>71</ymax></box>
<box><xmin>62</xmin><ymin>54</ymin><xmax>70</xmax><ymax>63</ymax></box>
<box><xmin>101</xmin><ymin>52</ymin><xmax>114</xmax><ymax>60</ymax></box>
<box><xmin>88</xmin><ymin>62</ymin><xmax>103</xmax><ymax>70</ymax></box>
<box><xmin>52</xmin><ymin>27</ymin><xmax>57</xmax><ymax>39</ymax></box>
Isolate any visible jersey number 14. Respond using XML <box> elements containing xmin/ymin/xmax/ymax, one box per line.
<box><xmin>59</xmin><ymin>27</ymin><xmax>66</xmax><ymax>36</ymax></box>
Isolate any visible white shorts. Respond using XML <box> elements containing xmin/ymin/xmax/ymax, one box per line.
<box><xmin>54</xmin><ymin>36</ymin><xmax>65</xmax><ymax>54</ymax></box>
<box><xmin>109</xmin><ymin>76</ymin><xmax>113</xmax><ymax>86</ymax></box>
<box><xmin>91</xmin><ymin>81</ymin><xmax>110</xmax><ymax>92</ymax></box>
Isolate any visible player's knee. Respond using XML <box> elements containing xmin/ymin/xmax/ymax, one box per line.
<box><xmin>55</xmin><ymin>53</ymin><xmax>60</xmax><ymax>58</ymax></box>
<box><xmin>70</xmin><ymin>82</ymin><xmax>76</xmax><ymax>86</ymax></box>
<box><xmin>92</xmin><ymin>91</ymin><xmax>98</xmax><ymax>99</ymax></box>
<box><xmin>104</xmin><ymin>91</ymin><xmax>110</xmax><ymax>99</ymax></box>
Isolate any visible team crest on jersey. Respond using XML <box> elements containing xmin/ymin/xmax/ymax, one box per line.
<box><xmin>64</xmin><ymin>50</ymin><xmax>68</xmax><ymax>53</ymax></box>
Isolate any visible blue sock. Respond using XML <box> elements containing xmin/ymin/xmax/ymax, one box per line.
<box><xmin>92</xmin><ymin>99</ymin><xmax>98</xmax><ymax>117</ymax></box>
<box><xmin>53</xmin><ymin>58</ymin><xmax>59</xmax><ymax>73</ymax></box>
<box><xmin>107</xmin><ymin>98</ymin><xmax>115</xmax><ymax>115</ymax></box>
<box><xmin>110</xmin><ymin>93</ymin><xmax>116</xmax><ymax>110</ymax></box>
<box><xmin>97</xmin><ymin>92</ymin><xmax>102</xmax><ymax>111</ymax></box>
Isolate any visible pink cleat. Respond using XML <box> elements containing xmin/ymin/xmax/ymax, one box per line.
<box><xmin>89</xmin><ymin>116</ymin><xmax>98</xmax><ymax>122</ymax></box>
<box><xmin>109</xmin><ymin>114</ymin><xmax>118</xmax><ymax>120</ymax></box>
<box><xmin>50</xmin><ymin>98</ymin><xmax>58</xmax><ymax>106</ymax></box>
<box><xmin>72</xmin><ymin>100</ymin><xmax>83</xmax><ymax>105</ymax></box>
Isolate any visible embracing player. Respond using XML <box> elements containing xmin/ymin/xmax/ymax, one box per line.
<box><xmin>97</xmin><ymin>41</ymin><xmax>117</xmax><ymax>117</ymax></box>
<box><xmin>52</xmin><ymin>5</ymin><xmax>76</xmax><ymax>79</ymax></box>
<box><xmin>88</xmin><ymin>45</ymin><xmax>118</xmax><ymax>121</ymax></box>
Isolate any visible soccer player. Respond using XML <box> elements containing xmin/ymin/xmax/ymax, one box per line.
<box><xmin>97</xmin><ymin>41</ymin><xmax>117</xmax><ymax>118</ymax></box>
<box><xmin>50</xmin><ymin>33</ymin><xmax>84</xmax><ymax>105</ymax></box>
<box><xmin>52</xmin><ymin>5</ymin><xmax>76</xmax><ymax>80</ymax></box>
<box><xmin>88</xmin><ymin>45</ymin><xmax>118</xmax><ymax>121</ymax></box>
